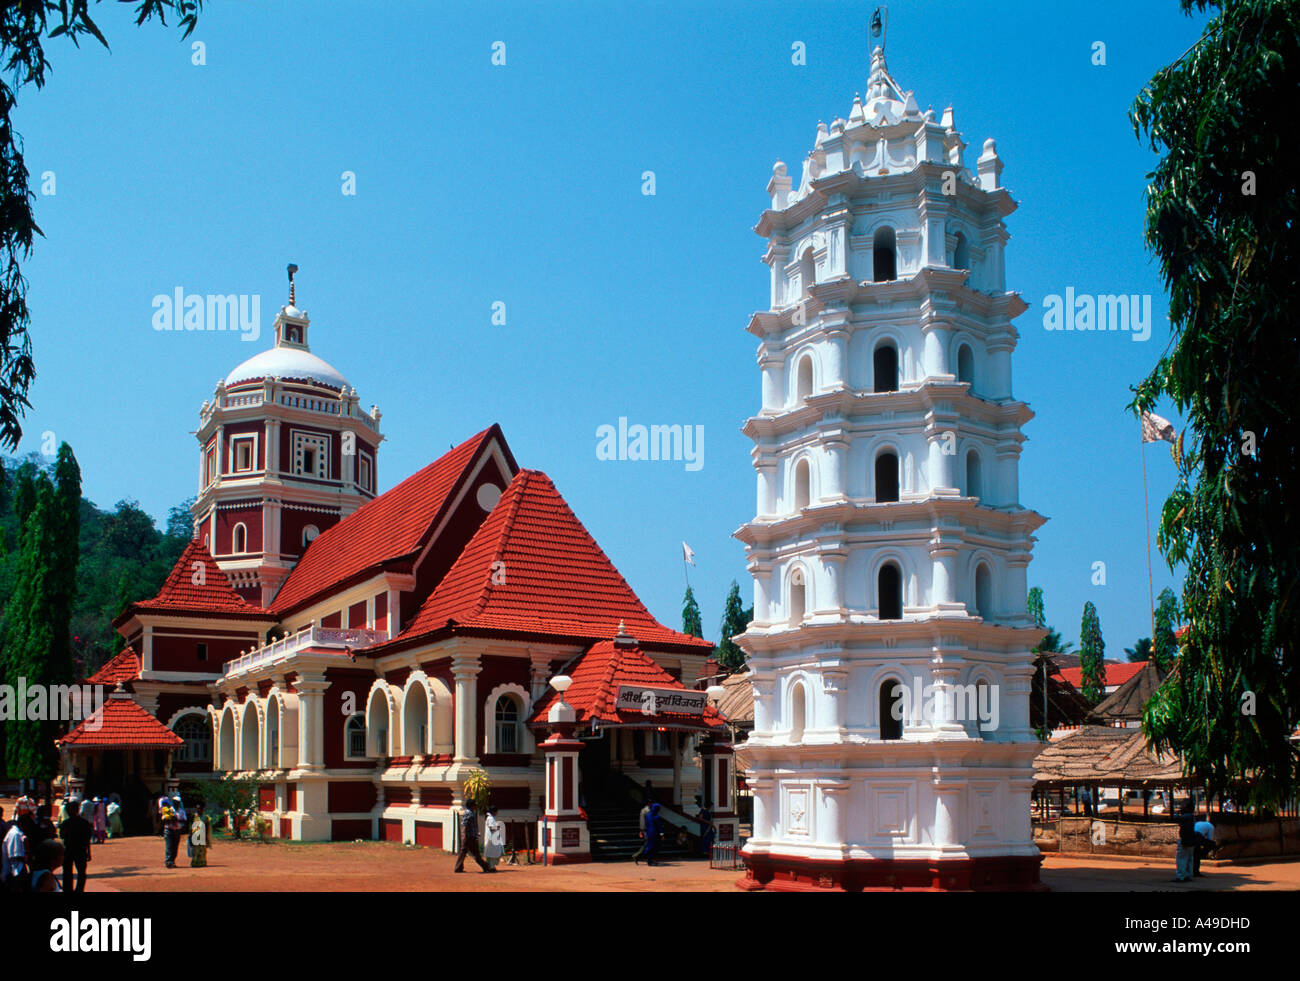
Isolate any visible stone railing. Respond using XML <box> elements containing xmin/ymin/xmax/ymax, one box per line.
<box><xmin>223</xmin><ymin>625</ymin><xmax>389</xmax><ymax>677</ymax></box>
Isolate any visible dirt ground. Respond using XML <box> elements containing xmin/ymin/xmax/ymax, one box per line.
<box><xmin>41</xmin><ymin>833</ymin><xmax>1300</xmax><ymax>892</ymax></box>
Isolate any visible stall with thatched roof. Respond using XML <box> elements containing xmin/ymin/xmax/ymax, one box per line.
<box><xmin>1088</xmin><ymin>660</ymin><xmax>1167</xmax><ymax>725</ymax></box>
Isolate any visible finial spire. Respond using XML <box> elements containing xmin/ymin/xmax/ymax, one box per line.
<box><xmin>287</xmin><ymin>262</ymin><xmax>299</xmax><ymax>306</ymax></box>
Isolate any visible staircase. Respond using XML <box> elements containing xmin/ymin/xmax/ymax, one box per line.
<box><xmin>585</xmin><ymin>802</ymin><xmax>647</xmax><ymax>860</ymax></box>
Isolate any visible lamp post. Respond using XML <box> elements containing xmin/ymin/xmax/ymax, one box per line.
<box><xmin>540</xmin><ymin>674</ymin><xmax>574</xmax><ymax>867</ymax></box>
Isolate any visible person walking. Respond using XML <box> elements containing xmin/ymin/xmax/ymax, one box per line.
<box><xmin>2</xmin><ymin>815</ymin><xmax>31</xmax><ymax>889</ymax></box>
<box><xmin>452</xmin><ymin>803</ymin><xmax>494</xmax><ymax>873</ymax></box>
<box><xmin>695</xmin><ymin>796</ymin><xmax>715</xmax><ymax>858</ymax></box>
<box><xmin>92</xmin><ymin>798</ymin><xmax>108</xmax><ymax>845</ymax></box>
<box><xmin>58</xmin><ymin>799</ymin><xmax>94</xmax><ymax>894</ymax></box>
<box><xmin>189</xmin><ymin>803</ymin><xmax>213</xmax><ymax>868</ymax></box>
<box><xmin>643</xmin><ymin>802</ymin><xmax>663</xmax><ymax>867</ymax></box>
<box><xmin>160</xmin><ymin>796</ymin><xmax>184</xmax><ymax>868</ymax></box>
<box><xmin>483</xmin><ymin>806</ymin><xmax>505</xmax><ymax>870</ymax></box>
<box><xmin>633</xmin><ymin>796</ymin><xmax>653</xmax><ymax>865</ymax></box>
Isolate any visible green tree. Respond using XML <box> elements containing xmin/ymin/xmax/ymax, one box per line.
<box><xmin>1078</xmin><ymin>602</ymin><xmax>1107</xmax><ymax>703</ymax></box>
<box><xmin>1027</xmin><ymin>587</ymin><xmax>1046</xmax><ymax>630</ymax></box>
<box><xmin>2</xmin><ymin>472</ymin><xmax>63</xmax><ymax>778</ymax></box>
<box><xmin>1151</xmin><ymin>587</ymin><xmax>1180</xmax><ymax>672</ymax></box>
<box><xmin>1027</xmin><ymin>587</ymin><xmax>1074</xmax><ymax>655</ymax></box>
<box><xmin>0</xmin><ymin>2</ymin><xmax>204</xmax><ymax>450</ymax></box>
<box><xmin>1130</xmin><ymin>0</ymin><xmax>1300</xmax><ymax>806</ymax></box>
<box><xmin>1125</xmin><ymin>638</ymin><xmax>1154</xmax><ymax>663</ymax></box>
<box><xmin>681</xmin><ymin>584</ymin><xmax>703</xmax><ymax>638</ymax></box>
<box><xmin>716</xmin><ymin>581</ymin><xmax>751</xmax><ymax>672</ymax></box>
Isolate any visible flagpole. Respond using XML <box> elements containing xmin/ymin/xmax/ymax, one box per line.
<box><xmin>1140</xmin><ymin>430</ymin><xmax>1156</xmax><ymax>642</ymax></box>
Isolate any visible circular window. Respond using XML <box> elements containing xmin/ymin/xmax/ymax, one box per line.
<box><xmin>476</xmin><ymin>483</ymin><xmax>502</xmax><ymax>512</ymax></box>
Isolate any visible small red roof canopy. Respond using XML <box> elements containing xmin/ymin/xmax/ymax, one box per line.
<box><xmin>389</xmin><ymin>469</ymin><xmax>713</xmax><ymax>652</ymax></box>
<box><xmin>115</xmin><ymin>539</ymin><xmax>272</xmax><ymax>626</ymax></box>
<box><xmin>86</xmin><ymin>648</ymin><xmax>141</xmax><ymax>686</ymax></box>
<box><xmin>529</xmin><ymin>635</ymin><xmax>725</xmax><ymax>731</ymax></box>
<box><xmin>271</xmin><ymin>425</ymin><xmax>510</xmax><ymax>613</ymax></box>
<box><xmin>58</xmin><ymin>692</ymin><xmax>186</xmax><ymax>749</ymax></box>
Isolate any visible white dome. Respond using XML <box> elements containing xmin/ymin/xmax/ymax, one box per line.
<box><xmin>224</xmin><ymin>346</ymin><xmax>350</xmax><ymax>390</ymax></box>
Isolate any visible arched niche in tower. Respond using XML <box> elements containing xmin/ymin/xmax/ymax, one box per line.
<box><xmin>974</xmin><ymin>562</ymin><xmax>994</xmax><ymax>619</ymax></box>
<box><xmin>873</xmin><ymin>341</ymin><xmax>899</xmax><ymax>393</ymax></box>
<box><xmin>232</xmin><ymin>522</ymin><xmax>248</xmax><ymax>555</ymax></box>
<box><xmin>793</xmin><ymin>458</ymin><xmax>812</xmax><ymax>511</ymax></box>
<box><xmin>953</xmin><ymin>231</ymin><xmax>970</xmax><ymax>271</ymax></box>
<box><xmin>795</xmin><ymin>354</ymin><xmax>814</xmax><ymax>402</ymax></box>
<box><xmin>878</xmin><ymin>562</ymin><xmax>903</xmax><ymax>620</ymax></box>
<box><xmin>879</xmin><ymin>680</ymin><xmax>904</xmax><ymax>740</ymax></box>
<box><xmin>788</xmin><ymin>565</ymin><xmax>807</xmax><ymax>624</ymax></box>
<box><xmin>965</xmin><ymin>449</ymin><xmax>983</xmax><ymax>500</ymax></box>
<box><xmin>873</xmin><ymin>226</ymin><xmax>897</xmax><ymax>282</ymax></box>
<box><xmin>957</xmin><ymin>343</ymin><xmax>975</xmax><ymax>390</ymax></box>
<box><xmin>875</xmin><ymin>450</ymin><xmax>900</xmax><ymax>503</ymax></box>
<box><xmin>789</xmin><ymin>679</ymin><xmax>807</xmax><ymax>742</ymax></box>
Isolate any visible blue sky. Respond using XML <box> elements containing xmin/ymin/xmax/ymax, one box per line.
<box><xmin>12</xmin><ymin>0</ymin><xmax>1207</xmax><ymax>654</ymax></box>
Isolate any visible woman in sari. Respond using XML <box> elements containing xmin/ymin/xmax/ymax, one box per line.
<box><xmin>92</xmin><ymin>798</ymin><xmax>107</xmax><ymax>844</ymax></box>
<box><xmin>106</xmin><ymin>799</ymin><xmax>124</xmax><ymax>839</ymax></box>
<box><xmin>483</xmin><ymin>806</ymin><xmax>505</xmax><ymax>869</ymax></box>
<box><xmin>189</xmin><ymin>802</ymin><xmax>212</xmax><ymax>868</ymax></box>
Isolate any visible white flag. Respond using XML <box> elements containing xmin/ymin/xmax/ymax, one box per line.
<box><xmin>1140</xmin><ymin>411</ymin><xmax>1176</xmax><ymax>444</ymax></box>
<box><xmin>682</xmin><ymin>541</ymin><xmax>695</xmax><ymax>566</ymax></box>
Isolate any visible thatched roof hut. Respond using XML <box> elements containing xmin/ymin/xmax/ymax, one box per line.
<box><xmin>1033</xmin><ymin>725</ymin><xmax>1187</xmax><ymax>789</ymax></box>
<box><xmin>1089</xmin><ymin>660</ymin><xmax>1167</xmax><ymax>724</ymax></box>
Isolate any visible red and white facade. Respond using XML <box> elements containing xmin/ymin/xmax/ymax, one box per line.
<box><xmin>70</xmin><ymin>290</ymin><xmax>731</xmax><ymax>854</ymax></box>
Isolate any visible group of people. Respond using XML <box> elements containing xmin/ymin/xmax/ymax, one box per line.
<box><xmin>1</xmin><ymin>791</ymin><xmax>122</xmax><ymax>893</ymax></box>
<box><xmin>1174</xmin><ymin>801</ymin><xmax>1217</xmax><ymax>882</ymax></box>
<box><xmin>633</xmin><ymin>785</ymin><xmax>716</xmax><ymax>867</ymax></box>
<box><xmin>156</xmin><ymin>792</ymin><xmax>213</xmax><ymax>869</ymax></box>
<box><xmin>453</xmin><ymin>804</ymin><xmax>505</xmax><ymax>873</ymax></box>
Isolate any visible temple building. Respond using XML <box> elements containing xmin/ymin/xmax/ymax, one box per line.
<box><xmin>59</xmin><ymin>279</ymin><xmax>736</xmax><ymax>858</ymax></box>
<box><xmin>735</xmin><ymin>44</ymin><xmax>1046</xmax><ymax>890</ymax></box>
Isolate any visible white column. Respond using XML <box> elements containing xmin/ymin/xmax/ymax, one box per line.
<box><xmin>452</xmin><ymin>653</ymin><xmax>481</xmax><ymax>764</ymax></box>
<box><xmin>819</xmin><ymin>779</ymin><xmax>851</xmax><ymax>846</ymax></box>
<box><xmin>295</xmin><ymin>674</ymin><xmax>328</xmax><ymax>770</ymax></box>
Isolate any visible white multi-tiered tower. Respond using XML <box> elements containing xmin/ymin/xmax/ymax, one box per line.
<box><xmin>736</xmin><ymin>46</ymin><xmax>1046</xmax><ymax>891</ymax></box>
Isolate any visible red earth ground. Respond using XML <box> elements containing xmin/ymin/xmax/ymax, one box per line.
<box><xmin>41</xmin><ymin>833</ymin><xmax>1300</xmax><ymax>892</ymax></box>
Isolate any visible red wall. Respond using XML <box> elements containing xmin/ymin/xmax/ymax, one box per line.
<box><xmin>216</xmin><ymin>505</ymin><xmax>263</xmax><ymax>556</ymax></box>
<box><xmin>151</xmin><ymin>630</ymin><xmax>258</xmax><ymax>674</ymax></box>
<box><xmin>331</xmin><ymin>819</ymin><xmax>371</xmax><ymax>841</ymax></box>
<box><xmin>323</xmin><ymin>668</ymin><xmax>374</xmax><ymax>769</ymax></box>
<box><xmin>380</xmin><ymin>818</ymin><xmax>403</xmax><ymax>842</ymax></box>
<box><xmin>327</xmin><ymin>781</ymin><xmax>377</xmax><ymax>813</ymax></box>
<box><xmin>414</xmin><ymin>822</ymin><xmax>443</xmax><ymax>848</ymax></box>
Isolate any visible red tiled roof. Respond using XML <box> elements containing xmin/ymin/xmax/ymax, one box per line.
<box><xmin>58</xmin><ymin>694</ymin><xmax>186</xmax><ymax>749</ymax></box>
<box><xmin>1054</xmin><ymin>661</ymin><xmax>1145</xmax><ymax>691</ymax></box>
<box><xmin>86</xmin><ymin>648</ymin><xmax>141</xmax><ymax>685</ymax></box>
<box><xmin>390</xmin><ymin>469</ymin><xmax>713</xmax><ymax>652</ymax></box>
<box><xmin>271</xmin><ymin>426</ymin><xmax>506</xmax><ymax>613</ymax></box>
<box><xmin>528</xmin><ymin>637</ymin><xmax>725</xmax><ymax>729</ymax></box>
<box><xmin>117</xmin><ymin>540</ymin><xmax>273</xmax><ymax>623</ymax></box>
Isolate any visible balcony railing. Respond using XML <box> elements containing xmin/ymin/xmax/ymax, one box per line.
<box><xmin>223</xmin><ymin>625</ymin><xmax>389</xmax><ymax>677</ymax></box>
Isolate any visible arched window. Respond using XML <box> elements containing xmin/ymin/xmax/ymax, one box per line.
<box><xmin>875</xmin><ymin>451</ymin><xmax>900</xmax><ymax>503</ymax></box>
<box><xmin>366</xmin><ymin>688</ymin><xmax>392</xmax><ymax>758</ymax></box>
<box><xmin>403</xmin><ymin>683</ymin><xmax>429</xmax><ymax>756</ymax></box>
<box><xmin>878</xmin><ymin>563</ymin><xmax>902</xmax><ymax>620</ymax></box>
<box><xmin>218</xmin><ymin>708</ymin><xmax>235</xmax><ymax>771</ymax></box>
<box><xmin>239</xmin><ymin>703</ymin><xmax>259</xmax><ymax>771</ymax></box>
<box><xmin>953</xmin><ymin>231</ymin><xmax>970</xmax><ymax>271</ymax></box>
<box><xmin>302</xmin><ymin>524</ymin><xmax>320</xmax><ymax>547</ymax></box>
<box><xmin>232</xmin><ymin>523</ymin><xmax>247</xmax><ymax>554</ymax></box>
<box><xmin>975</xmin><ymin>563</ymin><xmax>993</xmax><ymax>619</ymax></box>
<box><xmin>873</xmin><ymin>226</ymin><xmax>897</xmax><ymax>282</ymax></box>
<box><xmin>495</xmin><ymin>696</ymin><xmax>521</xmax><ymax>754</ymax></box>
<box><xmin>966</xmin><ymin>450</ymin><xmax>982</xmax><ymax>500</ymax></box>
<box><xmin>174</xmin><ymin>714</ymin><xmax>211</xmax><ymax>764</ymax></box>
<box><xmin>796</xmin><ymin>355</ymin><xmax>814</xmax><ymax>401</ymax></box>
<box><xmin>873</xmin><ymin>343</ymin><xmax>899</xmax><ymax>393</ymax></box>
<box><xmin>793</xmin><ymin>458</ymin><xmax>811</xmax><ymax>510</ymax></box>
<box><xmin>345</xmin><ymin>714</ymin><xmax>367</xmax><ymax>760</ymax></box>
<box><xmin>266</xmin><ymin>703</ymin><xmax>280</xmax><ymax>768</ymax></box>
<box><xmin>790</xmin><ymin>682</ymin><xmax>806</xmax><ymax>742</ymax></box>
<box><xmin>957</xmin><ymin>344</ymin><xmax>974</xmax><ymax>387</ymax></box>
<box><xmin>880</xmin><ymin>681</ymin><xmax>904</xmax><ymax>740</ymax></box>
<box><xmin>974</xmin><ymin>681</ymin><xmax>992</xmax><ymax>739</ymax></box>
<box><xmin>789</xmin><ymin>567</ymin><xmax>806</xmax><ymax>624</ymax></box>
<box><xmin>798</xmin><ymin>249</ymin><xmax>815</xmax><ymax>297</ymax></box>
